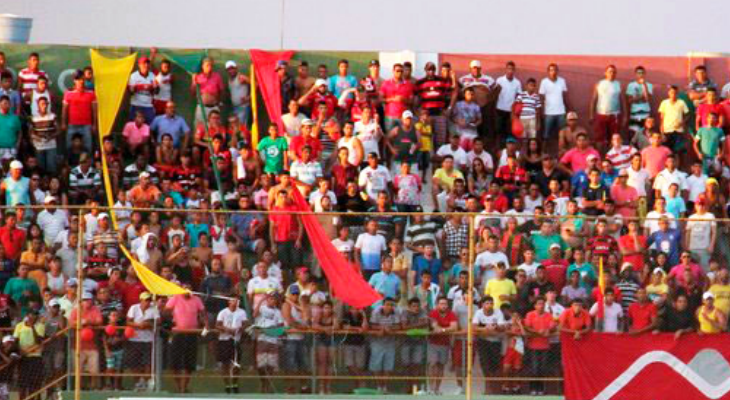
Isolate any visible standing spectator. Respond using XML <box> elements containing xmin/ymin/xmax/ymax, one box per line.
<box><xmin>17</xmin><ymin>53</ymin><xmax>49</xmax><ymax>107</ymax></box>
<box><xmin>368</xmin><ymin>256</ymin><xmax>401</xmax><ymax>305</ymax></box>
<box><xmin>253</xmin><ymin>293</ymin><xmax>284</xmax><ymax>393</ymax></box>
<box><xmin>400</xmin><ymin>298</ymin><xmax>429</xmax><ymax>393</ymax></box>
<box><xmin>472</xmin><ymin>296</ymin><xmax>505</xmax><ymax>395</ymax></box>
<box><xmin>380</xmin><ymin>64</ymin><xmax>415</xmax><ymax>132</ymax></box>
<box><xmin>0</xmin><ymin>73</ymin><xmax>21</xmax><ymax>115</ymax></box>
<box><xmin>14</xmin><ymin>310</ymin><xmax>45</xmax><ymax>400</ymax></box>
<box><xmin>358</xmin><ymin>153</ymin><xmax>392</xmax><ymax>202</ymax></box>
<box><xmin>368</xmin><ymin>298</ymin><xmax>400</xmax><ymax>393</ymax></box>
<box><xmin>0</xmin><ymin>96</ymin><xmax>20</xmax><ymax>159</ymax></box>
<box><xmin>428</xmin><ymin>296</ymin><xmax>458</xmax><ymax>395</ymax></box>
<box><xmin>62</xmin><ymin>72</ymin><xmax>97</xmax><ymax>152</ymax></box>
<box><xmin>625</xmin><ymin>66</ymin><xmax>653</xmax><ymax>134</ymax></box>
<box><xmin>693</xmin><ymin>112</ymin><xmax>724</xmax><ymax>174</ymax></box>
<box><xmin>589</xmin><ymin>288</ymin><xmax>623</xmax><ymax>332</ymax></box>
<box><xmin>165</xmin><ymin>290</ymin><xmax>207</xmax><ymax>393</ymax></box>
<box><xmin>640</xmin><ymin>132</ymin><xmax>672</xmax><ymax>179</ymax></box>
<box><xmin>191</xmin><ymin>57</ymin><xmax>224</xmax><ymax>124</ymax></box>
<box><xmin>523</xmin><ymin>297</ymin><xmax>556</xmax><ymax>396</ymax></box>
<box><xmin>29</xmin><ymin>96</ymin><xmax>59</xmax><ymax>174</ymax></box>
<box><xmin>4</xmin><ymin>265</ymin><xmax>39</xmax><ymax>317</ymax></box>
<box><xmin>387</xmin><ymin>111</ymin><xmax>420</xmax><ymax>175</ymax></box>
<box><xmin>415</xmin><ymin>62</ymin><xmax>450</xmax><ymax>148</ymax></box>
<box><xmin>590</xmin><ymin>65</ymin><xmax>626</xmax><ymax>152</ymax></box>
<box><xmin>688</xmin><ymin>65</ymin><xmax>717</xmax><ymax>106</ymax></box>
<box><xmin>495</xmin><ymin>61</ymin><xmax>522</xmax><ymax>139</ymax></box>
<box><xmin>68</xmin><ymin>153</ymin><xmax>102</xmax><ymax>204</ymax></box>
<box><xmin>328</xmin><ymin>59</ymin><xmax>358</xmax><ymax>100</ymax></box>
<box><xmin>685</xmin><ymin>198</ymin><xmax>717</xmax><ymax>269</ymax></box>
<box><xmin>451</xmin><ymin>88</ymin><xmax>482</xmax><ymax>150</ymax></box>
<box><xmin>658</xmin><ymin>85</ymin><xmax>689</xmax><ymax>154</ymax></box>
<box><xmin>225</xmin><ymin>61</ymin><xmax>251</xmax><ymax>126</ymax></box>
<box><xmin>125</xmin><ymin>292</ymin><xmax>159</xmax><ymax>391</ymax></box>
<box><xmin>269</xmin><ymin>189</ymin><xmax>303</xmax><ymax>274</ymax></box>
<box><xmin>539</xmin><ymin>63</ymin><xmax>571</xmax><ymax>142</ymax></box>
<box><xmin>514</xmin><ymin>78</ymin><xmax>542</xmax><ymax>139</ymax></box>
<box><xmin>355</xmin><ymin>220</ymin><xmax>387</xmax><ymax>280</ymax></box>
<box><xmin>127</xmin><ymin>57</ymin><xmax>157</xmax><ymax>124</ymax></box>
<box><xmin>68</xmin><ymin>293</ymin><xmax>103</xmax><ymax>390</ymax></box>
<box><xmin>458</xmin><ymin>60</ymin><xmax>496</xmax><ymax>144</ymax></box>
<box><xmin>558</xmin><ymin>299</ymin><xmax>591</xmax><ymax>340</ymax></box>
<box><xmin>216</xmin><ymin>298</ymin><xmax>249</xmax><ymax>394</ymax></box>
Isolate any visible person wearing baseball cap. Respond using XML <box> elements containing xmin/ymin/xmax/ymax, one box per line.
<box><xmin>129</xmin><ymin>53</ymin><xmax>156</xmax><ymax>125</ymax></box>
<box><xmin>389</xmin><ymin>109</ymin><xmax>419</xmax><ymax>176</ymax></box>
<box><xmin>1</xmin><ymin>159</ymin><xmax>30</xmax><ymax>206</ymax></box>
<box><xmin>298</xmin><ymin>77</ymin><xmax>337</xmax><ymax>121</ymax></box>
<box><xmin>698</xmin><ymin>291</ymin><xmax>725</xmax><ymax>334</ymax></box>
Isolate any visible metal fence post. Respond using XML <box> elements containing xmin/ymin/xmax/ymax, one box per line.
<box><xmin>465</xmin><ymin>214</ymin><xmax>476</xmax><ymax>400</ymax></box>
<box><xmin>74</xmin><ymin>208</ymin><xmax>84</xmax><ymax>400</ymax></box>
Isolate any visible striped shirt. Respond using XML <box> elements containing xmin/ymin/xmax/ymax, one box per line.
<box><xmin>29</xmin><ymin>113</ymin><xmax>58</xmax><ymax>150</ymax></box>
<box><xmin>123</xmin><ymin>164</ymin><xmax>158</xmax><ymax>189</ymax></box>
<box><xmin>92</xmin><ymin>230</ymin><xmax>119</xmax><ymax>259</ymax></box>
<box><xmin>18</xmin><ymin>68</ymin><xmax>50</xmax><ymax>99</ymax></box>
<box><xmin>605</xmin><ymin>145</ymin><xmax>637</xmax><ymax>171</ymax></box>
<box><xmin>69</xmin><ymin>166</ymin><xmax>102</xmax><ymax>192</ymax></box>
<box><xmin>415</xmin><ymin>76</ymin><xmax>451</xmax><ymax>113</ymax></box>
<box><xmin>515</xmin><ymin>91</ymin><xmax>542</xmax><ymax>118</ymax></box>
<box><xmin>405</xmin><ymin>221</ymin><xmax>440</xmax><ymax>249</ymax></box>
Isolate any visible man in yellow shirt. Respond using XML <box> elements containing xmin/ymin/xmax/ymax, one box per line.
<box><xmin>484</xmin><ymin>263</ymin><xmax>516</xmax><ymax>309</ymax></box>
<box><xmin>432</xmin><ymin>156</ymin><xmax>464</xmax><ymax>212</ymax></box>
<box><xmin>14</xmin><ymin>310</ymin><xmax>45</xmax><ymax>399</ymax></box>
<box><xmin>697</xmin><ymin>292</ymin><xmax>726</xmax><ymax>334</ymax></box>
<box><xmin>709</xmin><ymin>268</ymin><xmax>730</xmax><ymax>315</ymax></box>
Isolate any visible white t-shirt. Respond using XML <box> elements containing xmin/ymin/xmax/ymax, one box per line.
<box><xmin>436</xmin><ymin>145</ymin><xmax>468</xmax><ymax>169</ymax></box>
<box><xmin>467</xmin><ymin>150</ymin><xmax>495</xmax><ymax>171</ymax></box>
<box><xmin>686</xmin><ymin>212</ymin><xmax>716</xmax><ymax>250</ymax></box>
<box><xmin>589</xmin><ymin>301</ymin><xmax>623</xmax><ymax>333</ymax></box>
<box><xmin>472</xmin><ymin>309</ymin><xmax>507</xmax><ymax>342</ymax></box>
<box><xmin>46</xmin><ymin>273</ymin><xmax>65</xmax><ymax>293</ymax></box>
<box><xmin>216</xmin><ymin>307</ymin><xmax>249</xmax><ymax>341</ymax></box>
<box><xmin>281</xmin><ymin>113</ymin><xmax>305</xmax><ymax>137</ymax></box>
<box><xmin>37</xmin><ymin>209</ymin><xmax>68</xmax><ymax>246</ymax></box>
<box><xmin>254</xmin><ymin>304</ymin><xmax>284</xmax><ymax>344</ymax></box>
<box><xmin>518</xmin><ymin>262</ymin><xmax>541</xmax><ymax>278</ymax></box>
<box><xmin>128</xmin><ymin>71</ymin><xmax>155</xmax><ymax>107</ymax></box>
<box><xmin>126</xmin><ymin>304</ymin><xmax>160</xmax><ymax>342</ymax></box>
<box><xmin>355</xmin><ymin>233</ymin><xmax>387</xmax><ymax>257</ymax></box>
<box><xmin>644</xmin><ymin>211</ymin><xmax>677</xmax><ymax>235</ymax></box>
<box><xmin>358</xmin><ymin>165</ymin><xmax>392</xmax><ymax>199</ymax></box>
<box><xmin>539</xmin><ymin>76</ymin><xmax>568</xmax><ymax>115</ymax></box>
<box><xmin>626</xmin><ymin>167</ymin><xmax>650</xmax><ymax>197</ymax></box>
<box><xmin>354</xmin><ymin>120</ymin><xmax>381</xmax><ymax>157</ymax></box>
<box><xmin>229</xmin><ymin>77</ymin><xmax>250</xmax><ymax>108</ymax></box>
<box><xmin>496</xmin><ymin>75</ymin><xmax>523</xmax><ymax>112</ymax></box>
<box><xmin>474</xmin><ymin>251</ymin><xmax>510</xmax><ymax>284</ymax></box>
<box><xmin>653</xmin><ymin>169</ymin><xmax>688</xmax><ymax>198</ymax></box>
<box><xmin>331</xmin><ymin>238</ymin><xmax>355</xmax><ymax>254</ymax></box>
<box><xmin>309</xmin><ymin>190</ymin><xmax>338</xmax><ymax>212</ymax></box>
<box><xmin>154</xmin><ymin>72</ymin><xmax>173</xmax><ymax>102</ymax></box>
<box><xmin>686</xmin><ymin>173</ymin><xmax>709</xmax><ymax>202</ymax></box>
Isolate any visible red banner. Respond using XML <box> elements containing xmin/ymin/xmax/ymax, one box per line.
<box><xmin>562</xmin><ymin>333</ymin><xmax>730</xmax><ymax>400</ymax></box>
<box><xmin>290</xmin><ymin>189</ymin><xmax>382</xmax><ymax>309</ymax></box>
<box><xmin>249</xmin><ymin>49</ymin><xmax>294</xmax><ymax>133</ymax></box>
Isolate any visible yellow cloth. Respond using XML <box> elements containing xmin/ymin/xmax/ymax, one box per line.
<box><xmin>250</xmin><ymin>64</ymin><xmax>259</xmax><ymax>148</ymax></box>
<box><xmin>433</xmin><ymin>168</ymin><xmax>464</xmax><ymax>192</ymax></box>
<box><xmin>484</xmin><ymin>278</ymin><xmax>516</xmax><ymax>309</ymax></box>
<box><xmin>709</xmin><ymin>283</ymin><xmax>730</xmax><ymax>315</ymax></box>
<box><xmin>416</xmin><ymin>121</ymin><xmax>433</xmax><ymax>152</ymax></box>
<box><xmin>89</xmin><ymin>50</ymin><xmax>137</xmax><ymax>137</ymax></box>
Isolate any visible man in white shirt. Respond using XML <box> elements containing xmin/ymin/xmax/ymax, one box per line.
<box><xmin>471</xmin><ymin>296</ymin><xmax>506</xmax><ymax>390</ymax></box>
<box><xmin>126</xmin><ymin>292</ymin><xmax>160</xmax><ymax>390</ymax></box>
<box><xmin>589</xmin><ymin>288</ymin><xmax>623</xmax><ymax>332</ymax></box>
<box><xmin>36</xmin><ymin>196</ymin><xmax>68</xmax><ymax>247</ymax></box>
<box><xmin>225</xmin><ymin>60</ymin><xmax>251</xmax><ymax>126</ymax></box>
<box><xmin>605</xmin><ymin>133</ymin><xmax>637</xmax><ymax>171</ymax></box>
<box><xmin>518</xmin><ymin>248</ymin><xmax>541</xmax><ymax>278</ymax></box>
<box><xmin>475</xmin><ymin>235</ymin><xmax>510</xmax><ymax>286</ymax></box>
<box><xmin>685</xmin><ymin>162</ymin><xmax>709</xmax><ymax>205</ymax></box>
<box><xmin>686</xmin><ymin>199</ymin><xmax>717</xmax><ymax>270</ymax></box>
<box><xmin>466</xmin><ymin>137</ymin><xmax>494</xmax><ymax>175</ymax></box>
<box><xmin>216</xmin><ymin>298</ymin><xmax>250</xmax><ymax>393</ymax></box>
<box><xmin>495</xmin><ymin>61</ymin><xmax>522</xmax><ymax>140</ymax></box>
<box><xmin>436</xmin><ymin>134</ymin><xmax>468</xmax><ymax>171</ymax></box>
<box><xmin>653</xmin><ymin>155</ymin><xmax>688</xmax><ymax>199</ymax></box>
<box><xmin>247</xmin><ymin>263</ymin><xmax>283</xmax><ymax>309</ymax></box>
<box><xmin>127</xmin><ymin>57</ymin><xmax>157</xmax><ymax>124</ymax></box>
<box><xmin>539</xmin><ymin>63</ymin><xmax>571</xmax><ymax>141</ymax></box>
<box><xmin>281</xmin><ymin>99</ymin><xmax>305</xmax><ymax>139</ymax></box>
<box><xmin>644</xmin><ymin>197</ymin><xmax>677</xmax><ymax>236</ymax></box>
<box><xmin>358</xmin><ymin>153</ymin><xmax>392</xmax><ymax>201</ymax></box>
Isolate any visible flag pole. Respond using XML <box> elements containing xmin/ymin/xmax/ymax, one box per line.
<box><xmin>466</xmin><ymin>215</ymin><xmax>475</xmax><ymax>400</ymax></box>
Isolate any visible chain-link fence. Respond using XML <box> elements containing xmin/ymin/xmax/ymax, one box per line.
<box><xmin>0</xmin><ymin>205</ymin><xmax>726</xmax><ymax>399</ymax></box>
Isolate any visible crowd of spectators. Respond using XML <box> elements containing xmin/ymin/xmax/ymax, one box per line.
<box><xmin>0</xmin><ymin>49</ymin><xmax>729</xmax><ymax>398</ymax></box>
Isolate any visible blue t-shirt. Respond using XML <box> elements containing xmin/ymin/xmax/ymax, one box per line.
<box><xmin>571</xmin><ymin>171</ymin><xmax>589</xmax><ymax>197</ymax></box>
<box><xmin>647</xmin><ymin>228</ymin><xmax>682</xmax><ymax>266</ymax></box>
<box><xmin>3</xmin><ymin>177</ymin><xmax>29</xmax><ymax>206</ymax></box>
<box><xmin>412</xmin><ymin>256</ymin><xmax>443</xmax><ymax>285</ymax></box>
<box><xmin>185</xmin><ymin>223</ymin><xmax>210</xmax><ymax>248</ymax></box>
<box><xmin>368</xmin><ymin>272</ymin><xmax>401</xmax><ymax>300</ymax></box>
<box><xmin>664</xmin><ymin>195</ymin><xmax>686</xmax><ymax>219</ymax></box>
<box><xmin>327</xmin><ymin>74</ymin><xmax>358</xmax><ymax>99</ymax></box>
<box><xmin>695</xmin><ymin>126</ymin><xmax>724</xmax><ymax>158</ymax></box>
<box><xmin>566</xmin><ymin>263</ymin><xmax>596</xmax><ymax>290</ymax></box>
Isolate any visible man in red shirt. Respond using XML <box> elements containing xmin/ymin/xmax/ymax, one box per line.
<box><xmin>559</xmin><ymin>299</ymin><xmax>592</xmax><ymax>340</ymax></box>
<box><xmin>380</xmin><ymin>63</ymin><xmax>415</xmax><ymax>132</ymax></box>
<box><xmin>428</xmin><ymin>296</ymin><xmax>458</xmax><ymax>395</ymax></box>
<box><xmin>289</xmin><ymin>119</ymin><xmax>322</xmax><ymax>161</ymax></box>
<box><xmin>269</xmin><ymin>190</ymin><xmax>303</xmax><ymax>276</ymax></box>
<box><xmin>62</xmin><ymin>71</ymin><xmax>97</xmax><ymax>152</ymax></box>
<box><xmin>0</xmin><ymin>212</ymin><xmax>25</xmax><ymax>261</ymax></box>
<box><xmin>627</xmin><ymin>288</ymin><xmax>657</xmax><ymax>334</ymax></box>
<box><xmin>586</xmin><ymin>219</ymin><xmax>618</xmax><ymax>265</ymax></box>
<box><xmin>524</xmin><ymin>297</ymin><xmax>556</xmax><ymax>395</ymax></box>
<box><xmin>297</xmin><ymin>79</ymin><xmax>337</xmax><ymax>121</ymax></box>
<box><xmin>541</xmin><ymin>244</ymin><xmax>569</xmax><ymax>293</ymax></box>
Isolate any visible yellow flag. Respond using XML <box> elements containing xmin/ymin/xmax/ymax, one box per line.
<box><xmin>598</xmin><ymin>257</ymin><xmax>605</xmax><ymax>295</ymax></box>
<box><xmin>91</xmin><ymin>49</ymin><xmax>188</xmax><ymax>297</ymax></box>
<box><xmin>120</xmin><ymin>246</ymin><xmax>189</xmax><ymax>297</ymax></box>
<box><xmin>250</xmin><ymin>63</ymin><xmax>259</xmax><ymax>148</ymax></box>
<box><xmin>89</xmin><ymin>50</ymin><xmax>137</xmax><ymax>136</ymax></box>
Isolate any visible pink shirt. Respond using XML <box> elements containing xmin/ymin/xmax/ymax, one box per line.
<box><xmin>610</xmin><ymin>184</ymin><xmax>638</xmax><ymax>218</ymax></box>
<box><xmin>641</xmin><ymin>146</ymin><xmax>672</xmax><ymax>178</ymax></box>
<box><xmin>193</xmin><ymin>72</ymin><xmax>225</xmax><ymax>97</ymax></box>
<box><xmin>166</xmin><ymin>294</ymin><xmax>205</xmax><ymax>330</ymax></box>
<box><xmin>380</xmin><ymin>79</ymin><xmax>415</xmax><ymax>118</ymax></box>
<box><xmin>668</xmin><ymin>263</ymin><xmax>704</xmax><ymax>287</ymax></box>
<box><xmin>122</xmin><ymin>121</ymin><xmax>150</xmax><ymax>146</ymax></box>
<box><xmin>559</xmin><ymin>147</ymin><xmax>600</xmax><ymax>173</ymax></box>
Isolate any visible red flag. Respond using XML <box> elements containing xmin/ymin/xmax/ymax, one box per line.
<box><xmin>249</xmin><ymin>49</ymin><xmax>295</xmax><ymax>134</ymax></box>
<box><xmin>562</xmin><ymin>332</ymin><xmax>730</xmax><ymax>400</ymax></box>
<box><xmin>289</xmin><ymin>189</ymin><xmax>382</xmax><ymax>309</ymax></box>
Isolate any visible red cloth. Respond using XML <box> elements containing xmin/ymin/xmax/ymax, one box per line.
<box><xmin>249</xmin><ymin>50</ymin><xmax>295</xmax><ymax>134</ymax></box>
<box><xmin>428</xmin><ymin>309</ymin><xmax>457</xmax><ymax>346</ymax></box>
<box><xmin>562</xmin><ymin>332</ymin><xmax>730</xmax><ymax>400</ymax></box>
<box><xmin>290</xmin><ymin>188</ymin><xmax>381</xmax><ymax>309</ymax></box>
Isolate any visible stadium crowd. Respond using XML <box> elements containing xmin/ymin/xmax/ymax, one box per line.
<box><xmin>0</xmin><ymin>49</ymin><xmax>729</xmax><ymax>399</ymax></box>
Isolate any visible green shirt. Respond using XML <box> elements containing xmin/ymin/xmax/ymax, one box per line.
<box><xmin>4</xmin><ymin>277</ymin><xmax>40</xmax><ymax>316</ymax></box>
<box><xmin>531</xmin><ymin>234</ymin><xmax>564</xmax><ymax>262</ymax></box>
<box><xmin>567</xmin><ymin>263</ymin><xmax>597</xmax><ymax>290</ymax></box>
<box><xmin>695</xmin><ymin>126</ymin><xmax>724</xmax><ymax>158</ymax></box>
<box><xmin>0</xmin><ymin>113</ymin><xmax>21</xmax><ymax>149</ymax></box>
<box><xmin>257</xmin><ymin>136</ymin><xmax>288</xmax><ymax>174</ymax></box>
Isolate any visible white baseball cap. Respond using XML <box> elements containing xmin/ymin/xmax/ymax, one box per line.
<box><xmin>315</xmin><ymin>78</ymin><xmax>327</xmax><ymax>87</ymax></box>
<box><xmin>469</xmin><ymin>60</ymin><xmax>482</xmax><ymax>68</ymax></box>
<box><xmin>9</xmin><ymin>160</ymin><xmax>22</xmax><ymax>170</ymax></box>
<box><xmin>225</xmin><ymin>60</ymin><xmax>237</xmax><ymax>69</ymax></box>
<box><xmin>402</xmin><ymin>110</ymin><xmax>414</xmax><ymax>120</ymax></box>
<box><xmin>139</xmin><ymin>171</ymin><xmax>151</xmax><ymax>179</ymax></box>
<box><xmin>44</xmin><ymin>196</ymin><xmax>57</xmax><ymax>204</ymax></box>
<box><xmin>2</xmin><ymin>336</ymin><xmax>14</xmax><ymax>344</ymax></box>
<box><xmin>703</xmin><ymin>292</ymin><xmax>715</xmax><ymax>301</ymax></box>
